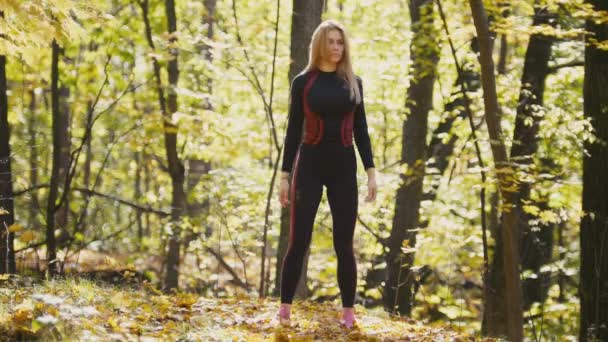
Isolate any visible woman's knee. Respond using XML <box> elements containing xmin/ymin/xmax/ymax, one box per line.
<box><xmin>334</xmin><ymin>243</ymin><xmax>355</xmax><ymax>260</ymax></box>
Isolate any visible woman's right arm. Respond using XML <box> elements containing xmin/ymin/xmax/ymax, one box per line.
<box><xmin>281</xmin><ymin>75</ymin><xmax>305</xmax><ymax>174</ymax></box>
<box><xmin>279</xmin><ymin>75</ymin><xmax>304</xmax><ymax>208</ymax></box>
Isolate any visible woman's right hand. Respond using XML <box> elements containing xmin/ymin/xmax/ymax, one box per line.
<box><xmin>279</xmin><ymin>178</ymin><xmax>290</xmax><ymax>208</ymax></box>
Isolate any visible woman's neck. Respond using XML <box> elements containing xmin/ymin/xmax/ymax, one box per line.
<box><xmin>318</xmin><ymin>61</ymin><xmax>337</xmax><ymax>72</ymax></box>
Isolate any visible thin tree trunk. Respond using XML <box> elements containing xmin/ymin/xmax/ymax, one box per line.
<box><xmin>384</xmin><ymin>0</ymin><xmax>438</xmax><ymax>315</ymax></box>
<box><xmin>258</xmin><ymin>0</ymin><xmax>282</xmax><ymax>297</ymax></box>
<box><xmin>202</xmin><ymin>0</ymin><xmax>217</xmax><ymax>110</ymax></box>
<box><xmin>138</xmin><ymin>0</ymin><xmax>186</xmax><ymax>291</ymax></box>
<box><xmin>55</xmin><ymin>85</ymin><xmax>70</xmax><ymax>247</ymax></box>
<box><xmin>28</xmin><ymin>90</ymin><xmax>41</xmax><ymax>229</ymax></box>
<box><xmin>580</xmin><ymin>0</ymin><xmax>608</xmax><ymax>340</ymax></box>
<box><xmin>497</xmin><ymin>34</ymin><xmax>508</xmax><ymax>75</ymax></box>
<box><xmin>135</xmin><ymin>150</ymin><xmax>143</xmax><ymax>246</ymax></box>
<box><xmin>73</xmin><ymin>99</ymin><xmax>93</xmax><ymax>239</ymax></box>
<box><xmin>426</xmin><ymin>54</ymin><xmax>480</xmax><ymax>199</ymax></box>
<box><xmin>483</xmin><ymin>190</ymin><xmax>506</xmax><ymax>336</ymax></box>
<box><xmin>182</xmin><ymin>0</ymin><xmax>216</xmax><ymax>251</ymax></box>
<box><xmin>496</xmin><ymin>4</ymin><xmax>509</xmax><ymax>75</ymax></box>
<box><xmin>144</xmin><ymin>148</ymin><xmax>151</xmax><ymax>237</ymax></box>
<box><xmin>0</xmin><ymin>41</ymin><xmax>16</xmax><ymax>274</ymax></box>
<box><xmin>275</xmin><ymin>0</ymin><xmax>324</xmax><ymax>298</ymax></box>
<box><xmin>163</xmin><ymin>0</ymin><xmax>187</xmax><ymax>292</ymax></box>
<box><xmin>468</xmin><ymin>1</ymin><xmax>523</xmax><ymax>340</ymax></box>
<box><xmin>46</xmin><ymin>39</ymin><xmax>61</xmax><ymax>277</ymax></box>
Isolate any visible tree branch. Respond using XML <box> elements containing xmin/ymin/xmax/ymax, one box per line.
<box><xmin>547</xmin><ymin>60</ymin><xmax>584</xmax><ymax>74</ymax></box>
<box><xmin>357</xmin><ymin>215</ymin><xmax>386</xmax><ymax>247</ymax></box>
<box><xmin>205</xmin><ymin>246</ymin><xmax>250</xmax><ymax>290</ymax></box>
<box><xmin>72</xmin><ymin>187</ymin><xmax>170</xmax><ymax>217</ymax></box>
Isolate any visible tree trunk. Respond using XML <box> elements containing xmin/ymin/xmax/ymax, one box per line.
<box><xmin>0</xmin><ymin>46</ymin><xmax>16</xmax><ymax>275</ymax></box>
<box><xmin>55</xmin><ymin>85</ymin><xmax>70</xmax><ymax>248</ymax></box>
<box><xmin>163</xmin><ymin>0</ymin><xmax>187</xmax><ymax>292</ymax></box>
<box><xmin>426</xmin><ymin>62</ymin><xmax>479</xmax><ymax>198</ymax></box>
<box><xmin>46</xmin><ymin>39</ymin><xmax>62</xmax><ymax>277</ymax></box>
<box><xmin>73</xmin><ymin>89</ymin><xmax>95</xmax><ymax>240</ymax></box>
<box><xmin>468</xmin><ymin>1</ymin><xmax>523</xmax><ymax>340</ymax></box>
<box><xmin>510</xmin><ymin>7</ymin><xmax>555</xmax><ymax>310</ymax></box>
<box><xmin>202</xmin><ymin>0</ymin><xmax>217</xmax><ymax>110</ymax></box>
<box><xmin>384</xmin><ymin>0</ymin><xmax>438</xmax><ymax>316</ymax></box>
<box><xmin>486</xmin><ymin>7</ymin><xmax>556</xmax><ymax>333</ymax></box>
<box><xmin>496</xmin><ymin>4</ymin><xmax>509</xmax><ymax>75</ymax></box>
<box><xmin>580</xmin><ymin>0</ymin><xmax>608</xmax><ymax>340</ymax></box>
<box><xmin>483</xmin><ymin>191</ymin><xmax>507</xmax><ymax>336</ymax></box>
<box><xmin>275</xmin><ymin>0</ymin><xmax>323</xmax><ymax>298</ymax></box>
<box><xmin>135</xmin><ymin>150</ymin><xmax>143</xmax><ymax>245</ymax></box>
<box><xmin>28</xmin><ymin>90</ymin><xmax>41</xmax><ymax>230</ymax></box>
<box><xmin>182</xmin><ymin>0</ymin><xmax>216</xmax><ymax>252</ymax></box>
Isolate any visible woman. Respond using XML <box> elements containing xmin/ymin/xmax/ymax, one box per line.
<box><xmin>277</xmin><ymin>19</ymin><xmax>377</xmax><ymax>329</ymax></box>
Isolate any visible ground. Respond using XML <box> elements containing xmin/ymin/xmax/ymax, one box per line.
<box><xmin>0</xmin><ymin>275</ymin><xmax>485</xmax><ymax>341</ymax></box>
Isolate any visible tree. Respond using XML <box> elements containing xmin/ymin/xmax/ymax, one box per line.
<box><xmin>485</xmin><ymin>5</ymin><xmax>557</xmax><ymax>335</ymax></box>
<box><xmin>580</xmin><ymin>0</ymin><xmax>608</xmax><ymax>340</ymax></box>
<box><xmin>384</xmin><ymin>0</ymin><xmax>438</xmax><ymax>315</ymax></box>
<box><xmin>275</xmin><ymin>0</ymin><xmax>324</xmax><ymax>299</ymax></box>
<box><xmin>510</xmin><ymin>5</ymin><xmax>556</xmax><ymax>310</ymax></box>
<box><xmin>162</xmin><ymin>0</ymin><xmax>188</xmax><ymax>292</ymax></box>
<box><xmin>137</xmin><ymin>0</ymin><xmax>187</xmax><ymax>291</ymax></box>
<box><xmin>0</xmin><ymin>11</ymin><xmax>16</xmax><ymax>275</ymax></box>
<box><xmin>46</xmin><ymin>39</ymin><xmax>62</xmax><ymax>277</ymax></box>
<box><xmin>468</xmin><ymin>0</ymin><xmax>524</xmax><ymax>340</ymax></box>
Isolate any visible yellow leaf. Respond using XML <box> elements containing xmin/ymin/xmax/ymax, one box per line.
<box><xmin>402</xmin><ymin>239</ymin><xmax>410</xmax><ymax>248</ymax></box>
<box><xmin>539</xmin><ymin>210</ymin><xmax>558</xmax><ymax>224</ymax></box>
<box><xmin>19</xmin><ymin>231</ymin><xmax>36</xmax><ymax>243</ymax></box>
<box><xmin>175</xmin><ymin>293</ymin><xmax>197</xmax><ymax>308</ymax></box>
<box><xmin>401</xmin><ymin>247</ymin><xmax>418</xmax><ymax>254</ymax></box>
<box><xmin>12</xmin><ymin>308</ymin><xmax>32</xmax><ymax>325</ymax></box>
<box><xmin>110</xmin><ymin>292</ymin><xmax>130</xmax><ymax>310</ymax></box>
<box><xmin>107</xmin><ymin>317</ymin><xmax>120</xmax><ymax>332</ymax></box>
<box><xmin>8</xmin><ymin>224</ymin><xmax>23</xmax><ymax>232</ymax></box>
<box><xmin>143</xmin><ymin>282</ymin><xmax>163</xmax><ymax>295</ymax></box>
<box><xmin>0</xmin><ymin>207</ymin><xmax>9</xmax><ymax>215</ymax></box>
<box><xmin>522</xmin><ymin>205</ymin><xmax>540</xmax><ymax>216</ymax></box>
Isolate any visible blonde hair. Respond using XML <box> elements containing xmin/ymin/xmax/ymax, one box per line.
<box><xmin>302</xmin><ymin>19</ymin><xmax>361</xmax><ymax>105</ymax></box>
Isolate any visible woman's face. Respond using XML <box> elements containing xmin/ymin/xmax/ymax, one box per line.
<box><xmin>325</xmin><ymin>29</ymin><xmax>344</xmax><ymax>64</ymax></box>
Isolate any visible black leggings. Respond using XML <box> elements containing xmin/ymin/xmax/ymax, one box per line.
<box><xmin>280</xmin><ymin>141</ymin><xmax>358</xmax><ymax>307</ymax></box>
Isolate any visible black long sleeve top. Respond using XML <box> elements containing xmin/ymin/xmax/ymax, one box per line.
<box><xmin>281</xmin><ymin>70</ymin><xmax>375</xmax><ymax>173</ymax></box>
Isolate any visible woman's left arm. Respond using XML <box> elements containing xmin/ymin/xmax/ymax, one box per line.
<box><xmin>353</xmin><ymin>76</ymin><xmax>377</xmax><ymax>202</ymax></box>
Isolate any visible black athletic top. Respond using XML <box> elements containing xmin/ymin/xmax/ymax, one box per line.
<box><xmin>281</xmin><ymin>69</ymin><xmax>375</xmax><ymax>173</ymax></box>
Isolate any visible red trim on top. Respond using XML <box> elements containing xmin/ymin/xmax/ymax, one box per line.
<box><xmin>302</xmin><ymin>71</ymin><xmax>324</xmax><ymax>145</ymax></box>
<box><xmin>341</xmin><ymin>111</ymin><xmax>355</xmax><ymax>146</ymax></box>
<box><xmin>314</xmin><ymin>120</ymin><xmax>324</xmax><ymax>144</ymax></box>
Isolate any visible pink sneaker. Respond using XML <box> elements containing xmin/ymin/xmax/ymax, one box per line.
<box><xmin>277</xmin><ymin>304</ymin><xmax>291</xmax><ymax>327</ymax></box>
<box><xmin>340</xmin><ymin>308</ymin><xmax>356</xmax><ymax>329</ymax></box>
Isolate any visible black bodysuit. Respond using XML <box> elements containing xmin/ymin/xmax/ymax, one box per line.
<box><xmin>280</xmin><ymin>69</ymin><xmax>375</xmax><ymax>308</ymax></box>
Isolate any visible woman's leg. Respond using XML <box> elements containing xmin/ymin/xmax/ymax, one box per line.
<box><xmin>326</xmin><ymin>148</ymin><xmax>358</xmax><ymax>308</ymax></box>
<box><xmin>280</xmin><ymin>148</ymin><xmax>323</xmax><ymax>305</ymax></box>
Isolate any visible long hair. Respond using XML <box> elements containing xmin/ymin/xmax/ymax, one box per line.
<box><xmin>302</xmin><ymin>20</ymin><xmax>361</xmax><ymax>105</ymax></box>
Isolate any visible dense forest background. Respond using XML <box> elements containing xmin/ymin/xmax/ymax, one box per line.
<box><xmin>1</xmin><ymin>0</ymin><xmax>607</xmax><ymax>340</ymax></box>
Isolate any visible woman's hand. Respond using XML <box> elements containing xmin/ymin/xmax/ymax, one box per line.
<box><xmin>279</xmin><ymin>173</ymin><xmax>291</xmax><ymax>208</ymax></box>
<box><xmin>365</xmin><ymin>168</ymin><xmax>377</xmax><ymax>202</ymax></box>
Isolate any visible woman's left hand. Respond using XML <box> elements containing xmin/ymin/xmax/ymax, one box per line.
<box><xmin>365</xmin><ymin>168</ymin><xmax>377</xmax><ymax>202</ymax></box>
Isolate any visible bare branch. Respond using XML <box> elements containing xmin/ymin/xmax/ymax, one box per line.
<box><xmin>357</xmin><ymin>215</ymin><xmax>386</xmax><ymax>247</ymax></box>
<box><xmin>205</xmin><ymin>246</ymin><xmax>250</xmax><ymax>290</ymax></box>
<box><xmin>72</xmin><ymin>187</ymin><xmax>170</xmax><ymax>217</ymax></box>
<box><xmin>547</xmin><ymin>60</ymin><xmax>584</xmax><ymax>74</ymax></box>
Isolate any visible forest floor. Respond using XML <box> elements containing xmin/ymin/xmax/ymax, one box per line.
<box><xmin>0</xmin><ymin>274</ymin><xmax>487</xmax><ymax>341</ymax></box>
